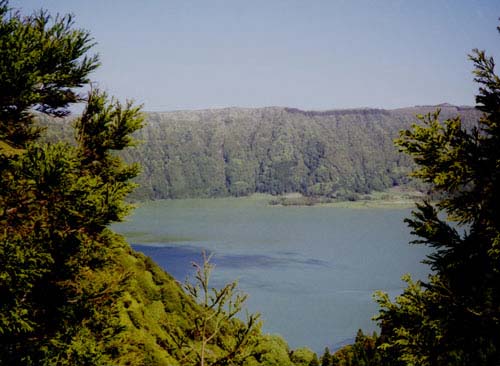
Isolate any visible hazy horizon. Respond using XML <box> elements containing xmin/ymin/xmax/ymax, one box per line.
<box><xmin>12</xmin><ymin>0</ymin><xmax>500</xmax><ymax>112</ymax></box>
<box><xmin>139</xmin><ymin>102</ymin><xmax>474</xmax><ymax>114</ymax></box>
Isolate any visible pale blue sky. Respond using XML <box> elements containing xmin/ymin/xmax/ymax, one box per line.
<box><xmin>12</xmin><ymin>0</ymin><xmax>500</xmax><ymax>111</ymax></box>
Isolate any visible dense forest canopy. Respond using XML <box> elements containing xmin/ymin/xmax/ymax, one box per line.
<box><xmin>40</xmin><ymin>104</ymin><xmax>481</xmax><ymax>201</ymax></box>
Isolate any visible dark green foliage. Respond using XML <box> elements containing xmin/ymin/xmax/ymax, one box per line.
<box><xmin>0</xmin><ymin>2</ymin><xmax>139</xmax><ymax>363</ymax></box>
<box><xmin>41</xmin><ymin>105</ymin><xmax>481</xmax><ymax>201</ymax></box>
<box><xmin>320</xmin><ymin>347</ymin><xmax>332</xmax><ymax>366</ymax></box>
<box><xmin>0</xmin><ymin>0</ymin><xmax>99</xmax><ymax>147</ymax></box>
<box><xmin>322</xmin><ymin>331</ymin><xmax>381</xmax><ymax>366</ymax></box>
<box><xmin>0</xmin><ymin>3</ymin><xmax>303</xmax><ymax>365</ymax></box>
<box><xmin>309</xmin><ymin>354</ymin><xmax>320</xmax><ymax>366</ymax></box>
<box><xmin>348</xmin><ymin>330</ymin><xmax>382</xmax><ymax>366</ymax></box>
<box><xmin>112</xmin><ymin>106</ymin><xmax>481</xmax><ymax>200</ymax></box>
<box><xmin>0</xmin><ymin>88</ymin><xmax>143</xmax><ymax>364</ymax></box>
<box><xmin>373</xmin><ymin>29</ymin><xmax>500</xmax><ymax>366</ymax></box>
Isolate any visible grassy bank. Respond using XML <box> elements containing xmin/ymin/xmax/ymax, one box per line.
<box><xmin>131</xmin><ymin>189</ymin><xmax>421</xmax><ymax>210</ymax></box>
<box><xmin>266</xmin><ymin>188</ymin><xmax>421</xmax><ymax>209</ymax></box>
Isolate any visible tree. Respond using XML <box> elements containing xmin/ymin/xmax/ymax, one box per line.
<box><xmin>0</xmin><ymin>1</ymin><xmax>143</xmax><ymax>364</ymax></box>
<box><xmin>309</xmin><ymin>353</ymin><xmax>320</xmax><ymax>366</ymax></box>
<box><xmin>289</xmin><ymin>347</ymin><xmax>317</xmax><ymax>366</ymax></box>
<box><xmin>173</xmin><ymin>251</ymin><xmax>261</xmax><ymax>366</ymax></box>
<box><xmin>320</xmin><ymin>347</ymin><xmax>332</xmax><ymax>366</ymax></box>
<box><xmin>326</xmin><ymin>330</ymin><xmax>381</xmax><ymax>366</ymax></box>
<box><xmin>374</xmin><ymin>25</ymin><xmax>500</xmax><ymax>365</ymax></box>
<box><xmin>0</xmin><ymin>0</ymin><xmax>99</xmax><ymax>148</ymax></box>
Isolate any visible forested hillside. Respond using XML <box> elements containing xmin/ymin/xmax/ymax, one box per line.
<box><xmin>42</xmin><ymin>104</ymin><xmax>481</xmax><ymax>200</ymax></box>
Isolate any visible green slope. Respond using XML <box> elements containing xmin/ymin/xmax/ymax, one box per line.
<box><xmin>105</xmin><ymin>234</ymin><xmax>297</xmax><ymax>365</ymax></box>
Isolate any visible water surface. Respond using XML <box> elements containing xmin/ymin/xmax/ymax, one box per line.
<box><xmin>114</xmin><ymin>197</ymin><xmax>429</xmax><ymax>352</ymax></box>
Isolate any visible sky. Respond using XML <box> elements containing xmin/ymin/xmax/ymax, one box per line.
<box><xmin>11</xmin><ymin>0</ymin><xmax>500</xmax><ymax>111</ymax></box>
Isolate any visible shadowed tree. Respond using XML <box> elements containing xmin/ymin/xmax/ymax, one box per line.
<box><xmin>0</xmin><ymin>1</ymin><xmax>144</xmax><ymax>364</ymax></box>
<box><xmin>374</xmin><ymin>24</ymin><xmax>500</xmax><ymax>366</ymax></box>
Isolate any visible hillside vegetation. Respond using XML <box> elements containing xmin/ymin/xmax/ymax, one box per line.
<box><xmin>4</xmin><ymin>1</ymin><xmax>499</xmax><ymax>364</ymax></box>
<box><xmin>0</xmin><ymin>3</ymin><xmax>299</xmax><ymax>364</ymax></box>
<box><xmin>41</xmin><ymin>104</ymin><xmax>481</xmax><ymax>201</ymax></box>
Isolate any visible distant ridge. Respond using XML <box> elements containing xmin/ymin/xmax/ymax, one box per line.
<box><xmin>284</xmin><ymin>107</ymin><xmax>390</xmax><ymax>117</ymax></box>
<box><xmin>397</xmin><ymin>103</ymin><xmax>475</xmax><ymax>111</ymax></box>
<box><xmin>143</xmin><ymin>103</ymin><xmax>475</xmax><ymax>115</ymax></box>
<box><xmin>39</xmin><ymin>104</ymin><xmax>481</xmax><ymax>200</ymax></box>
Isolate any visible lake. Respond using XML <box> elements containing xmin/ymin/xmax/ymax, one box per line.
<box><xmin>113</xmin><ymin>196</ymin><xmax>429</xmax><ymax>353</ymax></box>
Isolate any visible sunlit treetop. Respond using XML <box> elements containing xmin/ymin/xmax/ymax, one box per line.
<box><xmin>0</xmin><ymin>0</ymin><xmax>99</xmax><ymax>147</ymax></box>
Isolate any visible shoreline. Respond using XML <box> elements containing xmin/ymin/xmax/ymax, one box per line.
<box><xmin>133</xmin><ymin>191</ymin><xmax>420</xmax><ymax>210</ymax></box>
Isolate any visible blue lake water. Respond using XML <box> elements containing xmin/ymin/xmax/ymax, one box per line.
<box><xmin>113</xmin><ymin>197</ymin><xmax>429</xmax><ymax>353</ymax></box>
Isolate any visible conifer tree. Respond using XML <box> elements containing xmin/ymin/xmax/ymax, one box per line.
<box><xmin>0</xmin><ymin>1</ymin><xmax>143</xmax><ymax>364</ymax></box>
<box><xmin>374</xmin><ymin>24</ymin><xmax>500</xmax><ymax>366</ymax></box>
<box><xmin>174</xmin><ymin>251</ymin><xmax>261</xmax><ymax>366</ymax></box>
<box><xmin>320</xmin><ymin>347</ymin><xmax>332</xmax><ymax>366</ymax></box>
<box><xmin>0</xmin><ymin>0</ymin><xmax>99</xmax><ymax>148</ymax></box>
